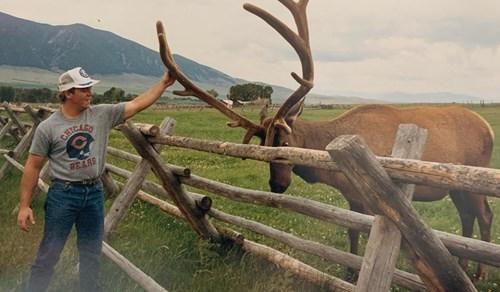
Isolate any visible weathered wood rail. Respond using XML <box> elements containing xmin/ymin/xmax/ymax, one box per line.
<box><xmin>2</xmin><ymin>104</ymin><xmax>499</xmax><ymax>292</ymax></box>
<box><xmin>148</xmin><ymin>135</ymin><xmax>500</xmax><ymax>198</ymax></box>
<box><xmin>104</xmin><ymin>149</ymin><xmax>500</xmax><ymax>269</ymax></box>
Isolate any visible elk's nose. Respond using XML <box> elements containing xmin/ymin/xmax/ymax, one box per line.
<box><xmin>270</xmin><ymin>181</ymin><xmax>287</xmax><ymax>193</ymax></box>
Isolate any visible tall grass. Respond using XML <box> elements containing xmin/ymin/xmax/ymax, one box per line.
<box><xmin>0</xmin><ymin>105</ymin><xmax>499</xmax><ymax>291</ymax></box>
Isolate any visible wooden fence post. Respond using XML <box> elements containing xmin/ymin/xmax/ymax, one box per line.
<box><xmin>0</xmin><ymin>113</ymin><xmax>20</xmax><ymax>143</ymax></box>
<box><xmin>326</xmin><ymin>135</ymin><xmax>476</xmax><ymax>292</ymax></box>
<box><xmin>101</xmin><ymin>169</ymin><xmax>120</xmax><ymax>198</ymax></box>
<box><xmin>355</xmin><ymin>124</ymin><xmax>427</xmax><ymax>292</ymax></box>
<box><xmin>23</xmin><ymin>104</ymin><xmax>43</xmax><ymax>125</ymax></box>
<box><xmin>104</xmin><ymin>118</ymin><xmax>176</xmax><ymax>238</ymax></box>
<box><xmin>119</xmin><ymin>121</ymin><xmax>219</xmax><ymax>240</ymax></box>
<box><xmin>0</xmin><ymin>119</ymin><xmax>14</xmax><ymax>141</ymax></box>
<box><xmin>0</xmin><ymin>121</ymin><xmax>36</xmax><ymax>181</ymax></box>
<box><xmin>3</xmin><ymin>102</ymin><xmax>26</xmax><ymax>136</ymax></box>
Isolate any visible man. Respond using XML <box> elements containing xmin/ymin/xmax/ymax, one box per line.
<box><xmin>17</xmin><ymin>67</ymin><xmax>175</xmax><ymax>291</ymax></box>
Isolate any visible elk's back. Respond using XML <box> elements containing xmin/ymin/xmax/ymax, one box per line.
<box><xmin>309</xmin><ymin>105</ymin><xmax>494</xmax><ymax>202</ymax></box>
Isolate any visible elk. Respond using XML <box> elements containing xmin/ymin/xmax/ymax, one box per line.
<box><xmin>156</xmin><ymin>0</ymin><xmax>494</xmax><ymax>280</ymax></box>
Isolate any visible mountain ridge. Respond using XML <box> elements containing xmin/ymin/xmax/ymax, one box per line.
<box><xmin>0</xmin><ymin>11</ymin><xmax>486</xmax><ymax>104</ymax></box>
<box><xmin>0</xmin><ymin>11</ymin><xmax>237</xmax><ymax>83</ymax></box>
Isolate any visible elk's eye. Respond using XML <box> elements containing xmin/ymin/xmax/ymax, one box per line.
<box><xmin>283</xmin><ymin>142</ymin><xmax>289</xmax><ymax>146</ymax></box>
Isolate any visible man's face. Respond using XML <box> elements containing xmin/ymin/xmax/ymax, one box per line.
<box><xmin>67</xmin><ymin>87</ymin><xmax>93</xmax><ymax>109</ymax></box>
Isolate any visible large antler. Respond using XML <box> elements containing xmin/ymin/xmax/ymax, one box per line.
<box><xmin>244</xmin><ymin>0</ymin><xmax>314</xmax><ymax>146</ymax></box>
<box><xmin>156</xmin><ymin>22</ymin><xmax>265</xmax><ymax>143</ymax></box>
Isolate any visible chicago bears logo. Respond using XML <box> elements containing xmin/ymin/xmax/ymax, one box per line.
<box><xmin>66</xmin><ymin>132</ymin><xmax>94</xmax><ymax>160</ymax></box>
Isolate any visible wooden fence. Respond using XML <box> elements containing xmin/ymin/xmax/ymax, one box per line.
<box><xmin>1</xmin><ymin>103</ymin><xmax>500</xmax><ymax>291</ymax></box>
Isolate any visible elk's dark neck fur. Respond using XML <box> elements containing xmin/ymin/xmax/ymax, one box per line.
<box><xmin>288</xmin><ymin>119</ymin><xmax>339</xmax><ymax>183</ymax></box>
<box><xmin>290</xmin><ymin>119</ymin><xmax>339</xmax><ymax>150</ymax></box>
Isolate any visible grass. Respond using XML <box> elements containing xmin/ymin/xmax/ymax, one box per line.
<box><xmin>1</xmin><ymin>104</ymin><xmax>500</xmax><ymax>291</ymax></box>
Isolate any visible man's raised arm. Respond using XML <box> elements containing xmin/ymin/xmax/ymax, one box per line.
<box><xmin>123</xmin><ymin>72</ymin><xmax>175</xmax><ymax>120</ymax></box>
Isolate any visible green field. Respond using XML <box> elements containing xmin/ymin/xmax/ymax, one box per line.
<box><xmin>1</xmin><ymin>105</ymin><xmax>499</xmax><ymax>291</ymax></box>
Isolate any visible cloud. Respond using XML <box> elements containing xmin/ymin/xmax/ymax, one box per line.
<box><xmin>426</xmin><ymin>18</ymin><xmax>500</xmax><ymax>47</ymax></box>
<box><xmin>0</xmin><ymin>0</ymin><xmax>500</xmax><ymax>98</ymax></box>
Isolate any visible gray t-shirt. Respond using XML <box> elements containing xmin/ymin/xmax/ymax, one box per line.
<box><xmin>30</xmin><ymin>103</ymin><xmax>125</xmax><ymax>181</ymax></box>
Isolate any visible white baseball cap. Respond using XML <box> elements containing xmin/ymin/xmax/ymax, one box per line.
<box><xmin>57</xmin><ymin>67</ymin><xmax>100</xmax><ymax>92</ymax></box>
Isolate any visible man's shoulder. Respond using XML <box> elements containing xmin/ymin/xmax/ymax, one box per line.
<box><xmin>38</xmin><ymin>111</ymin><xmax>60</xmax><ymax>128</ymax></box>
<box><xmin>89</xmin><ymin>103</ymin><xmax>113</xmax><ymax>112</ymax></box>
<box><xmin>89</xmin><ymin>103</ymin><xmax>125</xmax><ymax>116</ymax></box>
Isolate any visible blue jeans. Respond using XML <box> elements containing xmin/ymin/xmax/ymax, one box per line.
<box><xmin>26</xmin><ymin>181</ymin><xmax>104</xmax><ymax>292</ymax></box>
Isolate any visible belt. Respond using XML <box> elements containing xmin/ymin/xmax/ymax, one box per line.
<box><xmin>52</xmin><ymin>177</ymin><xmax>101</xmax><ymax>185</ymax></box>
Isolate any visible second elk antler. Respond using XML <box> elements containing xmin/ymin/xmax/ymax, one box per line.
<box><xmin>244</xmin><ymin>0</ymin><xmax>314</xmax><ymax>145</ymax></box>
<box><xmin>156</xmin><ymin>0</ymin><xmax>313</xmax><ymax>145</ymax></box>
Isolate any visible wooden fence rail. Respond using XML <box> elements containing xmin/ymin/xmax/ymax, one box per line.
<box><xmin>149</xmin><ymin>134</ymin><xmax>500</xmax><ymax>198</ymax></box>
<box><xmin>104</xmin><ymin>153</ymin><xmax>500</xmax><ymax>268</ymax></box>
<box><xmin>102</xmin><ymin>242</ymin><xmax>168</xmax><ymax>292</ymax></box>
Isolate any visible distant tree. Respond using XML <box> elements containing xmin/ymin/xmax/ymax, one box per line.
<box><xmin>27</xmin><ymin>88</ymin><xmax>53</xmax><ymax>102</ymax></box>
<box><xmin>228</xmin><ymin>83</ymin><xmax>273</xmax><ymax>103</ymax></box>
<box><xmin>103</xmin><ymin>87</ymin><xmax>125</xmax><ymax>102</ymax></box>
<box><xmin>92</xmin><ymin>93</ymin><xmax>105</xmax><ymax>104</ymax></box>
<box><xmin>0</xmin><ymin>86</ymin><xmax>15</xmax><ymax>102</ymax></box>
<box><xmin>261</xmin><ymin>85</ymin><xmax>273</xmax><ymax>100</ymax></box>
<box><xmin>207</xmin><ymin>89</ymin><xmax>219</xmax><ymax>98</ymax></box>
<box><xmin>5</xmin><ymin>87</ymin><xmax>55</xmax><ymax>103</ymax></box>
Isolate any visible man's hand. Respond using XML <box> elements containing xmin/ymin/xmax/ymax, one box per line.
<box><xmin>19</xmin><ymin>154</ymin><xmax>44</xmax><ymax>232</ymax></box>
<box><xmin>18</xmin><ymin>206</ymin><xmax>35</xmax><ymax>232</ymax></box>
<box><xmin>161</xmin><ymin>71</ymin><xmax>176</xmax><ymax>88</ymax></box>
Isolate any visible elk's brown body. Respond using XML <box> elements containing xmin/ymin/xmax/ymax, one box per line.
<box><xmin>269</xmin><ymin>104</ymin><xmax>494</xmax><ymax>196</ymax></box>
<box><xmin>267</xmin><ymin>104</ymin><xmax>494</xmax><ymax>279</ymax></box>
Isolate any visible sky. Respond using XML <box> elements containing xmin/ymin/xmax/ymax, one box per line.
<box><xmin>0</xmin><ymin>0</ymin><xmax>500</xmax><ymax>99</ymax></box>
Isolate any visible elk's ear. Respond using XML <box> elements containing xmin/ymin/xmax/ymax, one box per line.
<box><xmin>284</xmin><ymin>98</ymin><xmax>305</xmax><ymax>127</ymax></box>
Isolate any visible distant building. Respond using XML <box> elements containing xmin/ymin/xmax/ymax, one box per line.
<box><xmin>220</xmin><ymin>99</ymin><xmax>233</xmax><ymax>108</ymax></box>
<box><xmin>220</xmin><ymin>98</ymin><xmax>271</xmax><ymax>108</ymax></box>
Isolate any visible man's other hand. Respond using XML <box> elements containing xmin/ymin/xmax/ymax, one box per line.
<box><xmin>18</xmin><ymin>207</ymin><xmax>35</xmax><ymax>232</ymax></box>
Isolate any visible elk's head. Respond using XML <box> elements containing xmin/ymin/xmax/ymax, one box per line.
<box><xmin>261</xmin><ymin>99</ymin><xmax>306</xmax><ymax>193</ymax></box>
<box><xmin>157</xmin><ymin>0</ymin><xmax>314</xmax><ymax>194</ymax></box>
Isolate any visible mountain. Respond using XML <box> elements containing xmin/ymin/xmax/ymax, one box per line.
<box><xmin>0</xmin><ymin>11</ymin><xmax>236</xmax><ymax>84</ymax></box>
<box><xmin>0</xmin><ymin>11</ymin><xmax>376</xmax><ymax>104</ymax></box>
